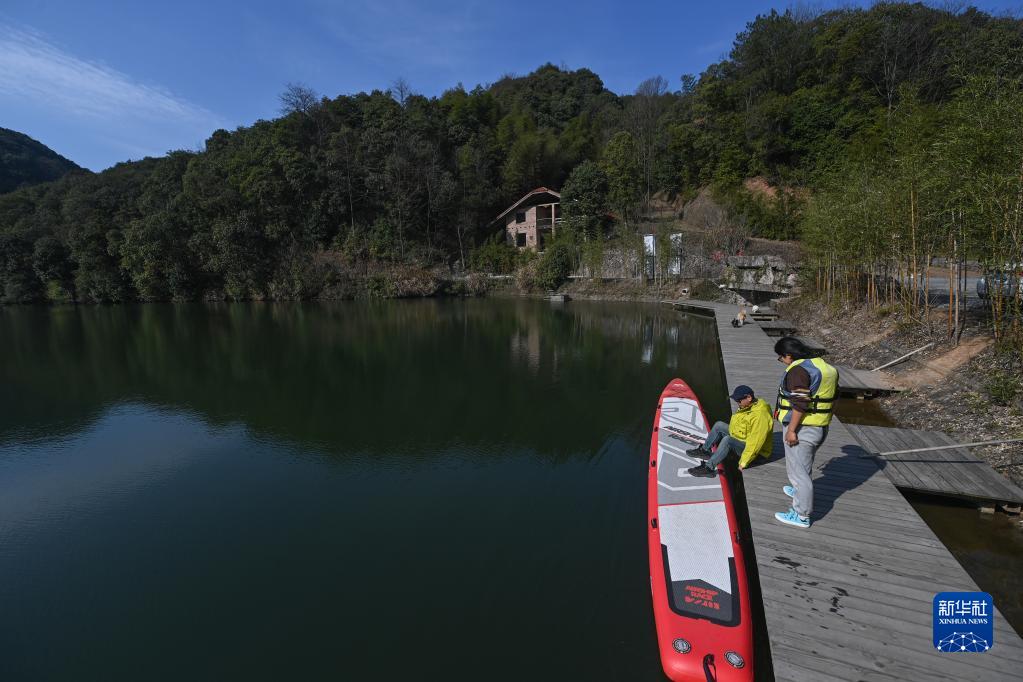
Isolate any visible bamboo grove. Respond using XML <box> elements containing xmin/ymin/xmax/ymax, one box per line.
<box><xmin>802</xmin><ymin>75</ymin><xmax>1023</xmax><ymax>348</ymax></box>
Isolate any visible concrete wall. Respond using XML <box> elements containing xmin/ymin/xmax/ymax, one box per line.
<box><xmin>505</xmin><ymin>203</ymin><xmax>560</xmax><ymax>251</ymax></box>
<box><xmin>506</xmin><ymin>206</ymin><xmax>536</xmax><ymax>249</ymax></box>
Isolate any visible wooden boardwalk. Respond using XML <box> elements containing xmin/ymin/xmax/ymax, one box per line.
<box><xmin>674</xmin><ymin>301</ymin><xmax>1023</xmax><ymax>681</ymax></box>
<box><xmin>846</xmin><ymin>424</ymin><xmax>1023</xmax><ymax>506</ymax></box>
<box><xmin>758</xmin><ymin>319</ymin><xmax>799</xmax><ymax>336</ymax></box>
<box><xmin>751</xmin><ymin>308</ymin><xmax>780</xmax><ymax>321</ymax></box>
<box><xmin>835</xmin><ymin>365</ymin><xmax>901</xmax><ymax>397</ymax></box>
<box><xmin>793</xmin><ymin>336</ymin><xmax>827</xmax><ymax>356</ymax></box>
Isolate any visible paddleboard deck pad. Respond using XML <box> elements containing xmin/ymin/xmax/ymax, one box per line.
<box><xmin>647</xmin><ymin>379</ymin><xmax>754</xmax><ymax>681</ymax></box>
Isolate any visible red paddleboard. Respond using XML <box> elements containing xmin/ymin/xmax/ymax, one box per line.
<box><xmin>648</xmin><ymin>379</ymin><xmax>754</xmax><ymax>681</ymax></box>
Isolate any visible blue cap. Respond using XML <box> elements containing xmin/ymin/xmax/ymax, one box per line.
<box><xmin>730</xmin><ymin>385</ymin><xmax>754</xmax><ymax>401</ymax></box>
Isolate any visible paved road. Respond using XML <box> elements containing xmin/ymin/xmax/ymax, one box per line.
<box><xmin>902</xmin><ymin>273</ymin><xmax>983</xmax><ymax>306</ymax></box>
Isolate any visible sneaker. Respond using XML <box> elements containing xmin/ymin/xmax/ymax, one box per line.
<box><xmin>783</xmin><ymin>485</ymin><xmax>796</xmax><ymax>499</ymax></box>
<box><xmin>687</xmin><ymin>464</ymin><xmax>717</xmax><ymax>478</ymax></box>
<box><xmin>774</xmin><ymin>508</ymin><xmax>810</xmax><ymax>529</ymax></box>
<box><xmin>686</xmin><ymin>447</ymin><xmax>712</xmax><ymax>460</ymax></box>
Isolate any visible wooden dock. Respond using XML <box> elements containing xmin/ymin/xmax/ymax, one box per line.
<box><xmin>758</xmin><ymin>319</ymin><xmax>799</xmax><ymax>336</ymax></box>
<box><xmin>673</xmin><ymin>300</ymin><xmax>1023</xmax><ymax>681</ymax></box>
<box><xmin>835</xmin><ymin>365</ymin><xmax>901</xmax><ymax>397</ymax></box>
<box><xmin>793</xmin><ymin>336</ymin><xmax>828</xmax><ymax>356</ymax></box>
<box><xmin>845</xmin><ymin>424</ymin><xmax>1023</xmax><ymax>506</ymax></box>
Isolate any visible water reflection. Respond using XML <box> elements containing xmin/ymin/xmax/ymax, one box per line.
<box><xmin>0</xmin><ymin>300</ymin><xmax>727</xmax><ymax>680</ymax></box>
<box><xmin>0</xmin><ymin>300</ymin><xmax>729</xmax><ymax>455</ymax></box>
<box><xmin>908</xmin><ymin>492</ymin><xmax>1023</xmax><ymax>635</ymax></box>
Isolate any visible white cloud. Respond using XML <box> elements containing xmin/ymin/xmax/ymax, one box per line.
<box><xmin>0</xmin><ymin>23</ymin><xmax>223</xmax><ymax>168</ymax></box>
<box><xmin>0</xmin><ymin>24</ymin><xmax>217</xmax><ymax>122</ymax></box>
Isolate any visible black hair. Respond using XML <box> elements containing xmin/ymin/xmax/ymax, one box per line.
<box><xmin>774</xmin><ymin>336</ymin><xmax>810</xmax><ymax>359</ymax></box>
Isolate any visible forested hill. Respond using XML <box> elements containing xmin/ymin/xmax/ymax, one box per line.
<box><xmin>0</xmin><ymin>128</ymin><xmax>83</xmax><ymax>194</ymax></box>
<box><xmin>1</xmin><ymin>3</ymin><xmax>1021</xmax><ymax>304</ymax></box>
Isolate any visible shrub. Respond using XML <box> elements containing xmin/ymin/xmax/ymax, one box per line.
<box><xmin>515</xmin><ymin>260</ymin><xmax>539</xmax><ymax>292</ymax></box>
<box><xmin>985</xmin><ymin>371</ymin><xmax>1021</xmax><ymax>406</ymax></box>
<box><xmin>464</xmin><ymin>272</ymin><xmax>489</xmax><ymax>297</ymax></box>
<box><xmin>469</xmin><ymin>237</ymin><xmax>519</xmax><ymax>274</ymax></box>
<box><xmin>364</xmin><ymin>273</ymin><xmax>393</xmax><ymax>298</ymax></box>
<box><xmin>386</xmin><ymin>265</ymin><xmax>440</xmax><ymax>298</ymax></box>
<box><xmin>534</xmin><ymin>242</ymin><xmax>574</xmax><ymax>291</ymax></box>
<box><xmin>319</xmin><ymin>272</ymin><xmax>359</xmax><ymax>300</ymax></box>
<box><xmin>688</xmin><ymin>279</ymin><xmax>722</xmax><ymax>301</ymax></box>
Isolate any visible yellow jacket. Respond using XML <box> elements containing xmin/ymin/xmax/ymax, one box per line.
<box><xmin>730</xmin><ymin>398</ymin><xmax>774</xmax><ymax>468</ymax></box>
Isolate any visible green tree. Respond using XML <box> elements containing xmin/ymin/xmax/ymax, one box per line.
<box><xmin>560</xmin><ymin>160</ymin><xmax>609</xmax><ymax>242</ymax></box>
<box><xmin>31</xmin><ymin>235</ymin><xmax>73</xmax><ymax>300</ymax></box>
<box><xmin>602</xmin><ymin>132</ymin><xmax>642</xmax><ymax>228</ymax></box>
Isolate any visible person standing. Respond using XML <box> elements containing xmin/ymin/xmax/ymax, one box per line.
<box><xmin>773</xmin><ymin>336</ymin><xmax>839</xmax><ymax>528</ymax></box>
<box><xmin>686</xmin><ymin>385</ymin><xmax>773</xmax><ymax>477</ymax></box>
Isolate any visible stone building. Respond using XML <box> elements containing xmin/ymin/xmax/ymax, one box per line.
<box><xmin>493</xmin><ymin>187</ymin><xmax>561</xmax><ymax>251</ymax></box>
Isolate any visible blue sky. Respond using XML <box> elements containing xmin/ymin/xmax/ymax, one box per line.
<box><xmin>1</xmin><ymin>1</ymin><xmax>1020</xmax><ymax>171</ymax></box>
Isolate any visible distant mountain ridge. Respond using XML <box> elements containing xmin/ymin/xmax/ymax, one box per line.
<box><xmin>0</xmin><ymin>128</ymin><xmax>83</xmax><ymax>194</ymax></box>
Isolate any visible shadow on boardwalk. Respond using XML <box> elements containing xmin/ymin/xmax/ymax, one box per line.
<box><xmin>811</xmin><ymin>444</ymin><xmax>879</xmax><ymax>521</ymax></box>
<box><xmin>743</xmin><ymin>435</ymin><xmax>879</xmax><ymax>523</ymax></box>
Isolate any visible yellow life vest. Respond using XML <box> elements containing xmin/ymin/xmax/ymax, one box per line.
<box><xmin>775</xmin><ymin>357</ymin><xmax>839</xmax><ymax>427</ymax></box>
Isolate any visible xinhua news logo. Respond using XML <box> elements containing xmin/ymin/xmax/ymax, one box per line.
<box><xmin>933</xmin><ymin>592</ymin><xmax>993</xmax><ymax>653</ymax></box>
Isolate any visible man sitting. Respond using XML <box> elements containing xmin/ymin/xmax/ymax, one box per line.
<box><xmin>686</xmin><ymin>385</ymin><xmax>773</xmax><ymax>477</ymax></box>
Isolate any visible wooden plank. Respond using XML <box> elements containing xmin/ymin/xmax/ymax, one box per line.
<box><xmin>848</xmin><ymin>425</ymin><xmax>1023</xmax><ymax>504</ymax></box>
<box><xmin>770</xmin><ymin>644</ymin><xmax>904</xmax><ymax>682</ymax></box>
<box><xmin>752</xmin><ymin>531</ymin><xmax>990</xmax><ymax>609</ymax></box>
<box><xmin>759</xmin><ymin>319</ymin><xmax>798</xmax><ymax>332</ymax></box>
<box><xmin>756</xmin><ymin>572</ymin><xmax>1023</xmax><ymax>650</ymax></box>
<box><xmin>909</xmin><ymin>457</ymin><xmax>1000</xmax><ymax>502</ymax></box>
<box><xmin>764</xmin><ymin>609</ymin><xmax>1023</xmax><ymax>680</ymax></box>
<box><xmin>747</xmin><ymin>503</ymin><xmax>965</xmax><ymax>551</ymax></box>
<box><xmin>795</xmin><ymin>336</ymin><xmax>828</xmax><ymax>355</ymax></box>
<box><xmin>857</xmin><ymin>425</ymin><xmax>970</xmax><ymax>495</ymax></box>
<box><xmin>749</xmin><ymin>487</ymin><xmax>949</xmax><ymax>526</ymax></box>
<box><xmin>845</xmin><ymin>424</ymin><xmax>932</xmax><ymax>492</ymax></box>
<box><xmin>751</xmin><ymin>524</ymin><xmax>975</xmax><ymax>576</ymax></box>
<box><xmin>836</xmin><ymin>366</ymin><xmax>866</xmax><ymax>390</ymax></box>
<box><xmin>884</xmin><ymin>427</ymin><xmax>992</xmax><ymax>495</ymax></box>
<box><xmin>835</xmin><ymin>365</ymin><xmax>900</xmax><ymax>393</ymax></box>
<box><xmin>755</xmin><ymin>561</ymin><xmax>1023</xmax><ymax>651</ymax></box>
<box><xmin>875</xmin><ymin>426</ymin><xmax>972</xmax><ymax>496</ymax></box>
<box><xmin>925</xmin><ymin>429</ymin><xmax>1023</xmax><ymax>503</ymax></box>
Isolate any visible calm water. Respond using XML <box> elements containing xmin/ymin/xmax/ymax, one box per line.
<box><xmin>831</xmin><ymin>398</ymin><xmax>897</xmax><ymax>427</ymax></box>
<box><xmin>0</xmin><ymin>300</ymin><xmax>729</xmax><ymax>680</ymax></box>
<box><xmin>907</xmin><ymin>493</ymin><xmax>1023</xmax><ymax>635</ymax></box>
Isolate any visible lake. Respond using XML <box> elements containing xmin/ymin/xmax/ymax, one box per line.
<box><xmin>0</xmin><ymin>299</ymin><xmax>729</xmax><ymax>680</ymax></box>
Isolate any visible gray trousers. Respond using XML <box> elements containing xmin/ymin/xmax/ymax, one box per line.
<box><xmin>783</xmin><ymin>425</ymin><xmax>829</xmax><ymax>518</ymax></box>
<box><xmin>701</xmin><ymin>421</ymin><xmax>745</xmax><ymax>468</ymax></box>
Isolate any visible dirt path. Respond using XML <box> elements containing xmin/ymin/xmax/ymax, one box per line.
<box><xmin>896</xmin><ymin>336</ymin><xmax>992</xmax><ymax>389</ymax></box>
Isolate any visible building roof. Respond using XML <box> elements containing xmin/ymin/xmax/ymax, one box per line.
<box><xmin>491</xmin><ymin>187</ymin><xmax>561</xmax><ymax>225</ymax></box>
